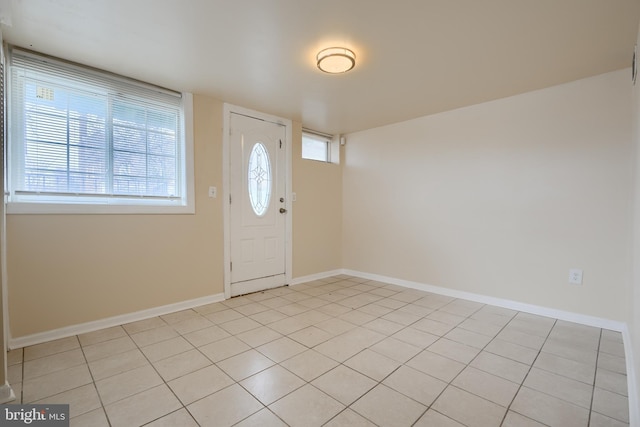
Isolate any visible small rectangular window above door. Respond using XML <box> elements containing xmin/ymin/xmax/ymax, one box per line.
<box><xmin>302</xmin><ymin>131</ymin><xmax>330</xmax><ymax>162</ymax></box>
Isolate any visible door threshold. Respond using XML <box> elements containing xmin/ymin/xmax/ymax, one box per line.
<box><xmin>231</xmin><ymin>284</ymin><xmax>290</xmax><ymax>298</ymax></box>
<box><xmin>230</xmin><ymin>274</ymin><xmax>286</xmax><ymax>297</ymax></box>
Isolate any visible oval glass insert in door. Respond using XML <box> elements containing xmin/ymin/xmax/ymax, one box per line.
<box><xmin>247</xmin><ymin>142</ymin><xmax>272</xmax><ymax>216</ymax></box>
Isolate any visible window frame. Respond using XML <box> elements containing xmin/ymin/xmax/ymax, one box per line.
<box><xmin>6</xmin><ymin>47</ymin><xmax>195</xmax><ymax>215</ymax></box>
<box><xmin>301</xmin><ymin>131</ymin><xmax>331</xmax><ymax>163</ymax></box>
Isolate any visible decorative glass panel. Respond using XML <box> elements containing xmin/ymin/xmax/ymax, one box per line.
<box><xmin>248</xmin><ymin>142</ymin><xmax>272</xmax><ymax>216</ymax></box>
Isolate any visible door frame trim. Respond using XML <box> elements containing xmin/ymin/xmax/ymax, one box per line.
<box><xmin>222</xmin><ymin>104</ymin><xmax>293</xmax><ymax>299</ymax></box>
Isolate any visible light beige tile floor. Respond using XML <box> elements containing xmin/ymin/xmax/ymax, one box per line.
<box><xmin>6</xmin><ymin>275</ymin><xmax>631</xmax><ymax>426</ymax></box>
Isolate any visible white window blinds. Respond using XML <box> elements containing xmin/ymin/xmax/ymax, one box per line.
<box><xmin>302</xmin><ymin>131</ymin><xmax>330</xmax><ymax>162</ymax></box>
<box><xmin>9</xmin><ymin>48</ymin><xmax>187</xmax><ymax>208</ymax></box>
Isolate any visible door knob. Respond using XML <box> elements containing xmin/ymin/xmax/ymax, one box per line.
<box><xmin>279</xmin><ymin>208</ymin><xmax>287</xmax><ymax>214</ymax></box>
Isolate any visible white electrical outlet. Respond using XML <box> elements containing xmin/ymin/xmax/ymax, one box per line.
<box><xmin>569</xmin><ymin>269</ymin><xmax>583</xmax><ymax>285</ymax></box>
<box><xmin>292</xmin><ymin>192</ymin><xmax>297</xmax><ymax>202</ymax></box>
<box><xmin>208</xmin><ymin>186</ymin><xmax>217</xmax><ymax>198</ymax></box>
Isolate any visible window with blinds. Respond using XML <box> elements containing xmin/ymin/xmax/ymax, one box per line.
<box><xmin>302</xmin><ymin>131</ymin><xmax>330</xmax><ymax>162</ymax></box>
<box><xmin>7</xmin><ymin>48</ymin><xmax>194</xmax><ymax>213</ymax></box>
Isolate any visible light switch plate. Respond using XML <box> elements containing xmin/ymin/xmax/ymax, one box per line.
<box><xmin>208</xmin><ymin>186</ymin><xmax>217</xmax><ymax>198</ymax></box>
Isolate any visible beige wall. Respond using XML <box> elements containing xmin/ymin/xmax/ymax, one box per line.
<box><xmin>292</xmin><ymin>123</ymin><xmax>343</xmax><ymax>278</ymax></box>
<box><xmin>343</xmin><ymin>69</ymin><xmax>633</xmax><ymax>321</ymax></box>
<box><xmin>6</xmin><ymin>95</ymin><xmax>344</xmax><ymax>339</ymax></box>
<box><xmin>7</xmin><ymin>94</ymin><xmax>226</xmax><ymax>337</ymax></box>
<box><xmin>630</xmin><ymin>22</ymin><xmax>640</xmax><ymax>422</ymax></box>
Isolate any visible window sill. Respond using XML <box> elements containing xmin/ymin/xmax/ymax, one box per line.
<box><xmin>6</xmin><ymin>201</ymin><xmax>195</xmax><ymax>215</ymax></box>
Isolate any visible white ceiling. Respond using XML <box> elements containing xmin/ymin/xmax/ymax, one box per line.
<box><xmin>0</xmin><ymin>0</ymin><xmax>638</xmax><ymax>135</ymax></box>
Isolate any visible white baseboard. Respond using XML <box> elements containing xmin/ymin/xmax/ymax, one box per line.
<box><xmin>289</xmin><ymin>269</ymin><xmax>344</xmax><ymax>286</ymax></box>
<box><xmin>7</xmin><ymin>266</ymin><xmax>636</xmax><ymax>425</ymax></box>
<box><xmin>343</xmin><ymin>269</ymin><xmax>626</xmax><ymax>331</ymax></box>
<box><xmin>0</xmin><ymin>382</ymin><xmax>15</xmax><ymax>404</ymax></box>
<box><xmin>342</xmin><ymin>269</ymin><xmax>637</xmax><ymax>425</ymax></box>
<box><xmin>9</xmin><ymin>292</ymin><xmax>225</xmax><ymax>349</ymax></box>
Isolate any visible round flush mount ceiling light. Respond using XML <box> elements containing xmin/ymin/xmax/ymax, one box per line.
<box><xmin>317</xmin><ymin>47</ymin><xmax>356</xmax><ymax>74</ymax></box>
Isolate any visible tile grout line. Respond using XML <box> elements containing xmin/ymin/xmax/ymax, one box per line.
<box><xmin>250</xmin><ymin>282</ymin><xmax>418</xmax><ymax>426</ymax></box>
<box><xmin>11</xmin><ymin>277</ymin><xmax>630</xmax><ymax>427</ymax></box>
<box><xmin>296</xmin><ymin>288</ymin><xmax>519</xmax><ymax>426</ymax></box>
<box><xmin>242</xmin><ymin>286</ymin><xmax>396</xmax><ymax>426</ymax></box>
<box><xmin>587</xmin><ymin>329</ymin><xmax>603</xmax><ymax>427</ymax></box>
<box><xmin>128</xmin><ymin>313</ymin><xmax>207</xmax><ymax>427</ymax></box>
<box><xmin>426</xmin><ymin>302</ymin><xmax>521</xmax><ymax>426</ymax></box>
<box><xmin>76</xmin><ymin>336</ymin><xmax>113</xmax><ymax>427</ymax></box>
<box><xmin>404</xmin><ymin>301</ymin><xmax>496</xmax><ymax>426</ymax></box>
<box><xmin>498</xmin><ymin>317</ymin><xmax>557</xmax><ymax>426</ymax></box>
<box><xmin>346</xmin><ymin>296</ymin><xmax>511</xmax><ymax>426</ymax></box>
<box><xmin>84</xmin><ymin>316</ymin><xmax>191</xmax><ymax>426</ymax></box>
<box><xmin>312</xmin><ymin>287</ymin><xmax>404</xmax><ymax>427</ymax></box>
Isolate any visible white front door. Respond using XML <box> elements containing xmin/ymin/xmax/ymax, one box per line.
<box><xmin>229</xmin><ymin>112</ymin><xmax>287</xmax><ymax>296</ymax></box>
